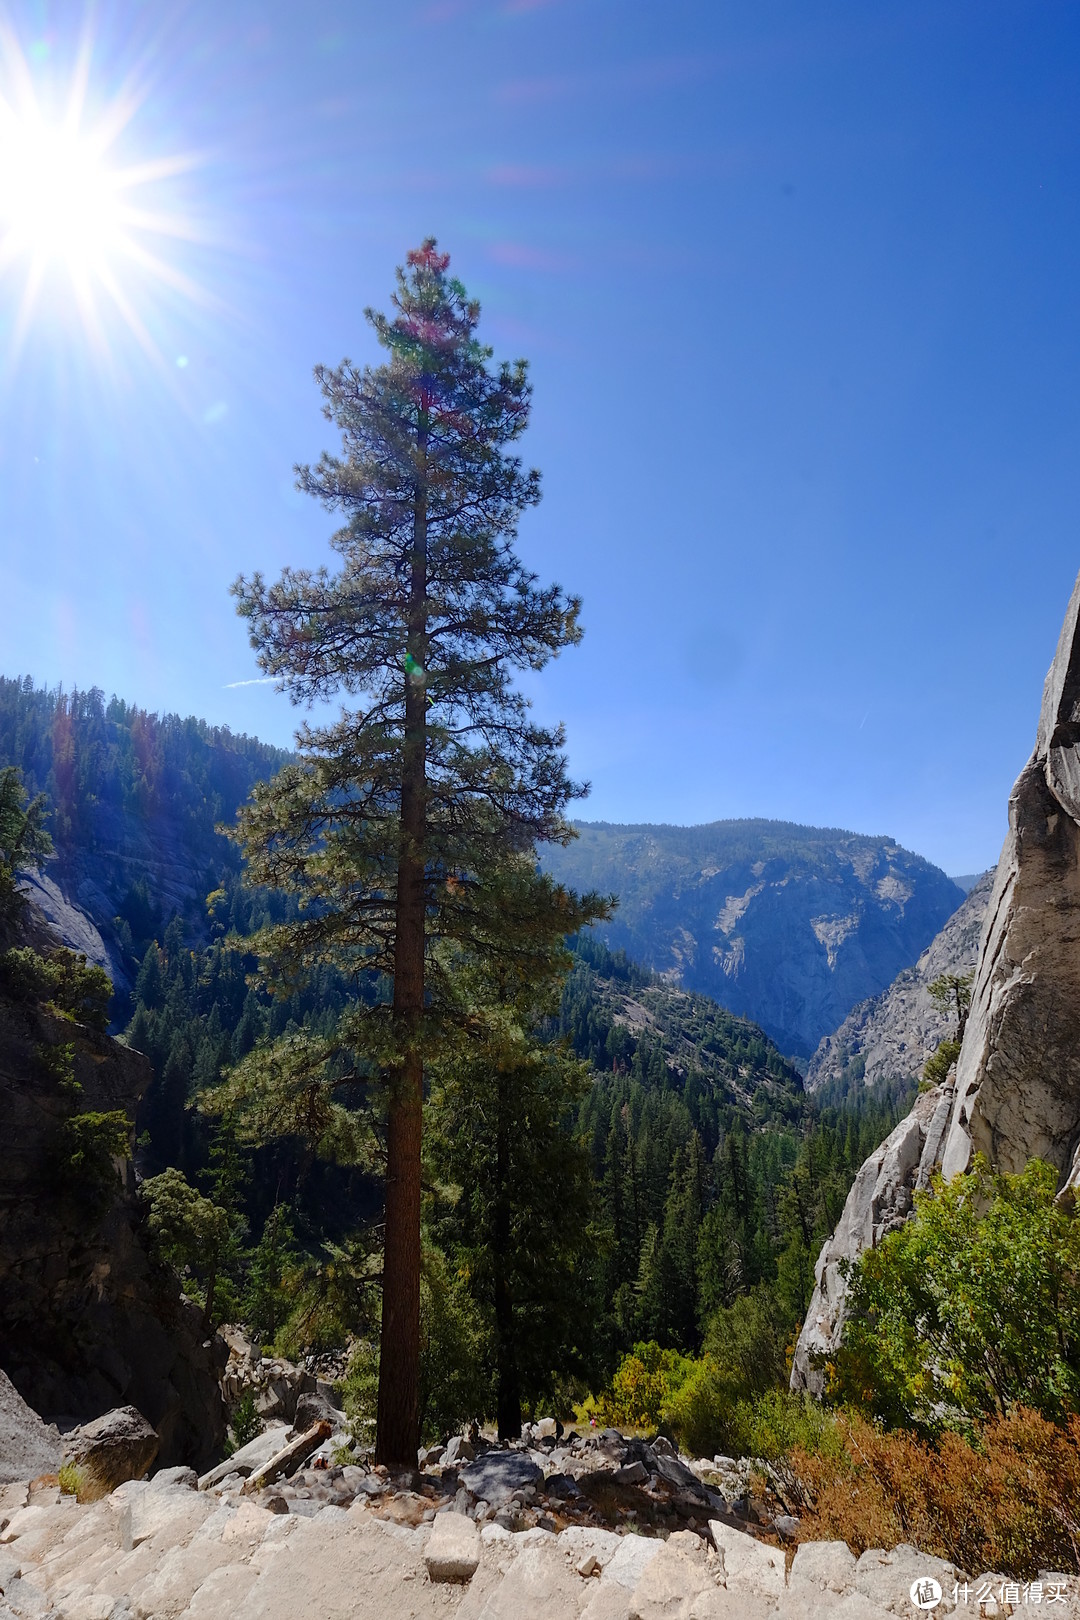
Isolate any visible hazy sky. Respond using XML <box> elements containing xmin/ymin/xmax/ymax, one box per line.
<box><xmin>3</xmin><ymin>0</ymin><xmax>1079</xmax><ymax>876</ymax></box>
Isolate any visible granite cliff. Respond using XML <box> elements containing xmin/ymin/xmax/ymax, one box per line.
<box><xmin>804</xmin><ymin>869</ymin><xmax>993</xmax><ymax>1094</ymax></box>
<box><xmin>793</xmin><ymin>567</ymin><xmax>1080</xmax><ymax>1393</ymax></box>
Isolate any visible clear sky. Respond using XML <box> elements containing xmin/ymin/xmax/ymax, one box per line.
<box><xmin>2</xmin><ymin>0</ymin><xmax>1079</xmax><ymax>877</ymax></box>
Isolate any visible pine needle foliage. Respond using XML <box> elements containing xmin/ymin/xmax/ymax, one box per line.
<box><xmin>226</xmin><ymin>240</ymin><xmax>588</xmax><ymax>1463</ymax></box>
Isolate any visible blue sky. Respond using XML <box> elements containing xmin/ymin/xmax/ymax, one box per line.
<box><xmin>2</xmin><ymin>0</ymin><xmax>1079</xmax><ymax>876</ymax></box>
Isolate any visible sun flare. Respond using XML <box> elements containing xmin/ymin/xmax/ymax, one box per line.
<box><xmin>0</xmin><ymin>23</ymin><xmax>204</xmax><ymax>361</ymax></box>
<box><xmin>0</xmin><ymin>114</ymin><xmax>124</xmax><ymax>274</ymax></box>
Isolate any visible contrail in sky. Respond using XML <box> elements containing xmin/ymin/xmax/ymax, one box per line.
<box><xmin>223</xmin><ymin>677</ymin><xmax>277</xmax><ymax>688</ymax></box>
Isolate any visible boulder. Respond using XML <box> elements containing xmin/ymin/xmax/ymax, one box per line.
<box><xmin>442</xmin><ymin>1434</ymin><xmax>474</xmax><ymax>1465</ymax></box>
<box><xmin>473</xmin><ymin>1540</ymin><xmax>587</xmax><ymax>1620</ymax></box>
<box><xmin>558</xmin><ymin>1525</ymin><xmax>623</xmax><ymax>1571</ymax></box>
<box><xmin>291</xmin><ymin>1391</ymin><xmax>340</xmax><ymax>1434</ymax></box>
<box><xmin>0</xmin><ymin>1370</ymin><xmax>61</xmax><ymax>1485</ymax></box>
<box><xmin>789</xmin><ymin>1539</ymin><xmax>857</xmax><ymax>1596</ymax></box>
<box><xmin>708</xmin><ymin>1520</ymin><xmax>785</xmax><ymax>1598</ymax></box>
<box><xmin>600</xmin><ymin>1533</ymin><xmax>665</xmax><ymax>1590</ymax></box>
<box><xmin>855</xmin><ymin>1544</ymin><xmax>961</xmax><ymax>1615</ymax></box>
<box><xmin>424</xmin><ymin>1509</ymin><xmax>480</xmax><ymax>1582</ymax></box>
<box><xmin>793</xmin><ymin>567</ymin><xmax>1080</xmax><ymax>1391</ymax></box>
<box><xmin>459</xmin><ymin>1451</ymin><xmax>543</xmax><ymax>1504</ymax></box>
<box><xmin>628</xmin><ymin>1541</ymin><xmax>714</xmax><ymax>1620</ymax></box>
<box><xmin>63</xmin><ymin>1407</ymin><xmax>159</xmax><ymax>1502</ymax></box>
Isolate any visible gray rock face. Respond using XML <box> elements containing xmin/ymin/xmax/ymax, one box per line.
<box><xmin>17</xmin><ymin>868</ymin><xmax>128</xmax><ymax>995</ymax></box>
<box><xmin>790</xmin><ymin>1082</ymin><xmax>954</xmax><ymax>1394</ymax></box>
<box><xmin>793</xmin><ymin>567</ymin><xmax>1080</xmax><ymax>1391</ymax></box>
<box><xmin>805</xmin><ymin>870</ymin><xmax>993</xmax><ymax>1093</ymax></box>
<box><xmin>0</xmin><ymin>1372</ymin><xmax>61</xmax><ymax>1486</ymax></box>
<box><xmin>459</xmin><ymin>1451</ymin><xmax>542</xmax><ymax>1504</ymax></box>
<box><xmin>542</xmin><ymin>820</ymin><xmax>966</xmax><ymax>1058</ymax></box>
<box><xmin>0</xmin><ymin>985</ymin><xmax>226</xmax><ymax>1468</ymax></box>
<box><xmin>63</xmin><ymin>1406</ymin><xmax>159</xmax><ymax>1501</ymax></box>
<box><xmin>942</xmin><ymin>577</ymin><xmax>1080</xmax><ymax>1186</ymax></box>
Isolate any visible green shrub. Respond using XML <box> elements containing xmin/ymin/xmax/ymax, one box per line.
<box><xmin>341</xmin><ymin>1249</ymin><xmax>492</xmax><ymax>1444</ymax></box>
<box><xmin>224</xmin><ymin>1391</ymin><xmax>262</xmax><ymax>1456</ymax></box>
<box><xmin>56</xmin><ymin>1110</ymin><xmax>131</xmax><ymax>1210</ymax></box>
<box><xmin>142</xmin><ymin>1166</ymin><xmax>233</xmax><ymax>1325</ymax></box>
<box><xmin>0</xmin><ymin>946</ymin><xmax>112</xmax><ymax>1029</ymax></box>
<box><xmin>418</xmin><ymin>1249</ymin><xmax>491</xmax><ymax>1442</ymax></box>
<box><xmin>831</xmin><ymin>1156</ymin><xmax>1080</xmax><ymax>1433</ymax></box>
<box><xmin>595</xmin><ymin>1341</ymin><xmax>694</xmax><ymax>1433</ymax></box>
<box><xmin>58</xmin><ymin>1461</ymin><xmax>87</xmax><ymax>1499</ymax></box>
<box><xmin>660</xmin><ymin>1356</ymin><xmax>728</xmax><ymax>1456</ymax></box>
<box><xmin>702</xmin><ymin>1287</ymin><xmax>791</xmax><ymax>1398</ymax></box>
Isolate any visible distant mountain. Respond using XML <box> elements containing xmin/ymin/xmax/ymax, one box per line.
<box><xmin>0</xmin><ymin>677</ymin><xmax>291</xmax><ymax>997</ymax></box>
<box><xmin>804</xmin><ymin>869</ymin><xmax>993</xmax><ymax>1093</ymax></box>
<box><xmin>950</xmin><ymin>872</ymin><xmax>983</xmax><ymax>893</ymax></box>
<box><xmin>541</xmin><ymin>819</ymin><xmax>966</xmax><ymax>1059</ymax></box>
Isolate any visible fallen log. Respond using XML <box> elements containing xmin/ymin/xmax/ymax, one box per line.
<box><xmin>240</xmin><ymin>1421</ymin><xmax>332</xmax><ymax>1494</ymax></box>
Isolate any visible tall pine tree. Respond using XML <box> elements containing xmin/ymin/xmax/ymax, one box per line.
<box><xmin>229</xmin><ymin>242</ymin><xmax>585</xmax><ymax>1464</ymax></box>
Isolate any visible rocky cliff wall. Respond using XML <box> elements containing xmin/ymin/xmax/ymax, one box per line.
<box><xmin>792</xmin><ymin>567</ymin><xmax>1080</xmax><ymax>1393</ymax></box>
<box><xmin>804</xmin><ymin>869</ymin><xmax>992</xmax><ymax>1093</ymax></box>
<box><xmin>0</xmin><ymin>917</ymin><xmax>225</xmax><ymax>1465</ymax></box>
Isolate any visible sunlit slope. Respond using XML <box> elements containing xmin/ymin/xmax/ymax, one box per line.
<box><xmin>542</xmin><ymin>819</ymin><xmax>965</xmax><ymax>1059</ymax></box>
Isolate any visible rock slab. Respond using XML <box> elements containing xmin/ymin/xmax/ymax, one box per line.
<box><xmin>0</xmin><ymin>1372</ymin><xmax>61</xmax><ymax>1487</ymax></box>
<box><xmin>424</xmin><ymin>1510</ymin><xmax>480</xmax><ymax>1583</ymax></box>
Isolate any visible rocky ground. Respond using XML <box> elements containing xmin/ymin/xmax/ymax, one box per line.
<box><xmin>1</xmin><ymin>1411</ymin><xmax>1072</xmax><ymax>1620</ymax></box>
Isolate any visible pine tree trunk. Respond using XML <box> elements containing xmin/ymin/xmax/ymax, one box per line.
<box><xmin>376</xmin><ymin>422</ymin><xmax>429</xmax><ymax>1468</ymax></box>
<box><xmin>494</xmin><ymin>1072</ymin><xmax>522</xmax><ymax>1440</ymax></box>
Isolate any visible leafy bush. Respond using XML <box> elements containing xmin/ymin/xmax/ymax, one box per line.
<box><xmin>595</xmin><ymin>1341</ymin><xmax>694</xmax><ymax>1433</ymax></box>
<box><xmin>794</xmin><ymin>1407</ymin><xmax>1080</xmax><ymax>1579</ymax></box>
<box><xmin>142</xmin><ymin>1166</ymin><xmax>234</xmax><ymax>1324</ymax></box>
<box><xmin>224</xmin><ymin>1391</ymin><xmax>262</xmax><ymax>1456</ymax></box>
<box><xmin>831</xmin><ymin>1157</ymin><xmax>1080</xmax><ymax>1433</ymax></box>
<box><xmin>57</xmin><ymin>1110</ymin><xmax>131</xmax><ymax>1209</ymax></box>
<box><xmin>598</xmin><ymin>1285</ymin><xmax>807</xmax><ymax>1455</ymax></box>
<box><xmin>0</xmin><ymin>946</ymin><xmax>112</xmax><ymax>1029</ymax></box>
<box><xmin>661</xmin><ymin>1366</ymin><xmax>843</xmax><ymax>1472</ymax></box>
<box><xmin>57</xmin><ymin>1462</ymin><xmax>88</xmax><ymax>1500</ymax></box>
<box><xmin>658</xmin><ymin>1356</ymin><xmax>728</xmax><ymax>1455</ymax></box>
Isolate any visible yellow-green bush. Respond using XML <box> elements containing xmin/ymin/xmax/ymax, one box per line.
<box><xmin>594</xmin><ymin>1341</ymin><xmax>694</xmax><ymax>1432</ymax></box>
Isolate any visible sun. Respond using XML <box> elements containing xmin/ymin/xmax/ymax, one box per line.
<box><xmin>0</xmin><ymin>112</ymin><xmax>124</xmax><ymax>276</ymax></box>
<box><xmin>0</xmin><ymin>22</ymin><xmax>204</xmax><ymax>361</ymax></box>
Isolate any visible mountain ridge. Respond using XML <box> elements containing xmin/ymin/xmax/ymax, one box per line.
<box><xmin>541</xmin><ymin>818</ymin><xmax>966</xmax><ymax>1059</ymax></box>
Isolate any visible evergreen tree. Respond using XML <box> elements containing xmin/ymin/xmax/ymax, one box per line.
<box><xmin>228</xmin><ymin>241</ymin><xmax>586</xmax><ymax>1463</ymax></box>
<box><xmin>428</xmin><ymin>863</ymin><xmax>606</xmax><ymax>1436</ymax></box>
<box><xmin>0</xmin><ymin>766</ymin><xmax>52</xmax><ymax>922</ymax></box>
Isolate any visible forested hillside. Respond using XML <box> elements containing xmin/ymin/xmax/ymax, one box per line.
<box><xmin>0</xmin><ymin>671</ymin><xmax>917</xmax><ymax>1398</ymax></box>
<box><xmin>542</xmin><ymin>818</ymin><xmax>965</xmax><ymax>1057</ymax></box>
<box><xmin>0</xmin><ymin>676</ymin><xmax>291</xmax><ymax>996</ymax></box>
<box><xmin>121</xmin><ymin>897</ymin><xmax>913</xmax><ymax>1385</ymax></box>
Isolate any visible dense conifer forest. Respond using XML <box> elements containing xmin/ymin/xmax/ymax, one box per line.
<box><xmin>0</xmin><ymin>668</ymin><xmax>915</xmax><ymax>1406</ymax></box>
